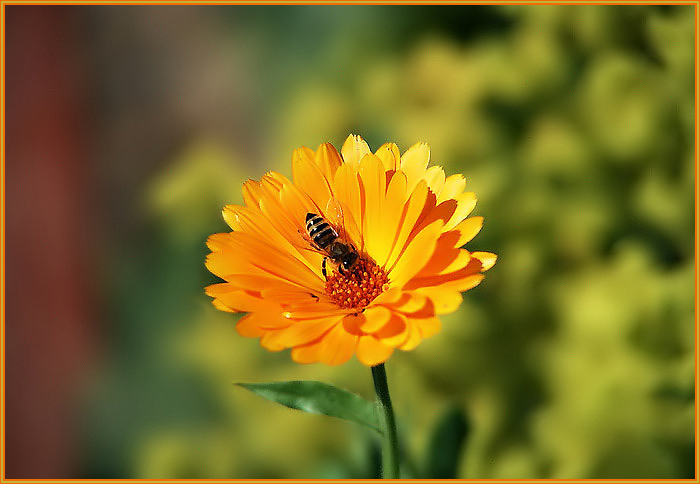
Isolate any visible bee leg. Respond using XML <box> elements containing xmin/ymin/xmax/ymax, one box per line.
<box><xmin>322</xmin><ymin>257</ymin><xmax>328</xmax><ymax>279</ymax></box>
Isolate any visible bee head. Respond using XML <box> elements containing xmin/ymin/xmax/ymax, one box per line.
<box><xmin>341</xmin><ymin>252</ymin><xmax>358</xmax><ymax>271</ymax></box>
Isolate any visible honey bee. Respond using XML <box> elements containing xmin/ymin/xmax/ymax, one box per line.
<box><xmin>305</xmin><ymin>212</ymin><xmax>358</xmax><ymax>278</ymax></box>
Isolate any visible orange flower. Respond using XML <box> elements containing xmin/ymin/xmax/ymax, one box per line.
<box><xmin>205</xmin><ymin>135</ymin><xmax>496</xmax><ymax>366</ymax></box>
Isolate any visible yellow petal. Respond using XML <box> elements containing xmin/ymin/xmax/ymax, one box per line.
<box><xmin>423</xmin><ymin>165</ymin><xmax>445</xmax><ymax>195</ymax></box>
<box><xmin>444</xmin><ymin>192</ymin><xmax>477</xmax><ymax>231</ymax></box>
<box><xmin>454</xmin><ymin>216</ymin><xmax>484</xmax><ymax>246</ymax></box>
<box><xmin>389</xmin><ymin>220</ymin><xmax>444</xmax><ymax>288</ymax></box>
<box><xmin>293</xmin><ymin>146</ymin><xmax>315</xmax><ymax>166</ymax></box>
<box><xmin>356</xmin><ymin>336</ymin><xmax>394</xmax><ymax>366</ymax></box>
<box><xmin>370</xmin><ymin>286</ymin><xmax>404</xmax><ymax>306</ymax></box>
<box><xmin>379</xmin><ymin>291</ymin><xmax>428</xmax><ymax>314</ymax></box>
<box><xmin>374</xmin><ymin>171</ymin><xmax>407</xmax><ymax>266</ymax></box>
<box><xmin>437</xmin><ymin>174</ymin><xmax>466</xmax><ymax>204</ymax></box>
<box><xmin>415</xmin><ymin>287</ymin><xmax>463</xmax><ymax>315</ymax></box>
<box><xmin>341</xmin><ymin>134</ymin><xmax>370</xmax><ymax>168</ymax></box>
<box><xmin>398</xmin><ymin>317</ymin><xmax>422</xmax><ymax>351</ymax></box>
<box><xmin>385</xmin><ymin>180</ymin><xmax>429</xmax><ymax>269</ymax></box>
<box><xmin>333</xmin><ymin>163</ymin><xmax>364</xmax><ymax>249</ymax></box>
<box><xmin>414</xmin><ymin>316</ymin><xmax>441</xmax><ymax>339</ymax></box>
<box><xmin>400</xmin><ymin>142</ymin><xmax>430</xmax><ymax>194</ymax></box>
<box><xmin>471</xmin><ymin>251</ymin><xmax>497</xmax><ymax>272</ymax></box>
<box><xmin>374</xmin><ymin>142</ymin><xmax>400</xmax><ymax>171</ymax></box>
<box><xmin>359</xmin><ymin>154</ymin><xmax>386</xmax><ymax>260</ymax></box>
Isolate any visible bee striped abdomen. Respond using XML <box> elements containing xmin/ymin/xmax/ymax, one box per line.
<box><xmin>306</xmin><ymin>212</ymin><xmax>337</xmax><ymax>249</ymax></box>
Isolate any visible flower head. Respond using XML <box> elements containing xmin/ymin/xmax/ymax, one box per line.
<box><xmin>205</xmin><ymin>135</ymin><xmax>496</xmax><ymax>366</ymax></box>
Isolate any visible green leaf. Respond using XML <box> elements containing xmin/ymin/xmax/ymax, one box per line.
<box><xmin>425</xmin><ymin>406</ymin><xmax>470</xmax><ymax>479</ymax></box>
<box><xmin>236</xmin><ymin>380</ymin><xmax>381</xmax><ymax>433</ymax></box>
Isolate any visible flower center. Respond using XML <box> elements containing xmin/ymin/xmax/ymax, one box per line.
<box><xmin>325</xmin><ymin>258</ymin><xmax>389</xmax><ymax>310</ymax></box>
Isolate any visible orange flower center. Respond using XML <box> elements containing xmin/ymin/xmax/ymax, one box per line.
<box><xmin>325</xmin><ymin>258</ymin><xmax>389</xmax><ymax>310</ymax></box>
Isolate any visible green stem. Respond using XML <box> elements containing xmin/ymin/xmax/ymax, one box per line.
<box><xmin>372</xmin><ymin>363</ymin><xmax>400</xmax><ymax>479</ymax></box>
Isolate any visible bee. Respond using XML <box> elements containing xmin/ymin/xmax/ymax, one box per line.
<box><xmin>305</xmin><ymin>212</ymin><xmax>358</xmax><ymax>278</ymax></box>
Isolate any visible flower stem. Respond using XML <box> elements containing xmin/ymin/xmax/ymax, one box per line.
<box><xmin>372</xmin><ymin>363</ymin><xmax>399</xmax><ymax>479</ymax></box>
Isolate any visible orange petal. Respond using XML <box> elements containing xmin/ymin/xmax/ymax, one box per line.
<box><xmin>293</xmin><ymin>146</ymin><xmax>316</xmax><ymax>166</ymax></box>
<box><xmin>290</xmin><ymin>337</ymin><xmax>324</xmax><ymax>364</ymax></box>
<box><xmin>206</xmin><ymin>232</ymin><xmax>234</xmax><ymax>252</ymax></box>
<box><xmin>454</xmin><ymin>216</ymin><xmax>484</xmax><ymax>246</ymax></box>
<box><xmin>228</xmin><ymin>232</ymin><xmax>324</xmax><ymax>292</ymax></box>
<box><xmin>261</xmin><ymin>287</ymin><xmax>323</xmax><ymax>304</ymax></box>
<box><xmin>389</xmin><ymin>220</ymin><xmax>444</xmax><ymax>288</ymax></box>
<box><xmin>341</xmin><ymin>134</ymin><xmax>370</xmax><ymax>168</ymax></box>
<box><xmin>358</xmin><ymin>305</ymin><xmax>392</xmax><ymax>333</ymax></box>
<box><xmin>471</xmin><ymin>251</ymin><xmax>497</xmax><ymax>272</ymax></box>
<box><xmin>212</xmin><ymin>298</ymin><xmax>235</xmax><ymax>313</ymax></box>
<box><xmin>374</xmin><ymin>142</ymin><xmax>400</xmax><ymax>171</ymax></box>
<box><xmin>242</xmin><ymin>179</ymin><xmax>264</xmax><ymax>209</ymax></box>
<box><xmin>413</xmin><ymin>198</ymin><xmax>458</xmax><ymax>234</ymax></box>
<box><xmin>317</xmin><ymin>323</ymin><xmax>359</xmax><ymax>366</ymax></box>
<box><xmin>204</xmin><ymin>282</ymin><xmax>237</xmax><ymax>298</ymax></box>
<box><xmin>261</xmin><ymin>315</ymin><xmax>343</xmax><ymax>350</ymax></box>
<box><xmin>356</xmin><ymin>336</ymin><xmax>394</xmax><ymax>366</ymax></box>
<box><xmin>410</xmin><ymin>240</ymin><xmax>459</xmax><ymax>278</ymax></box>
<box><xmin>236</xmin><ymin>314</ymin><xmax>267</xmax><ymax>337</ymax></box>
<box><xmin>292</xmin><ymin>148</ymin><xmax>334</xmax><ymax>215</ymax></box>
<box><xmin>375</xmin><ymin>313</ymin><xmax>409</xmax><ymax>348</ymax></box>
<box><xmin>237</xmin><ymin>311</ymin><xmax>291</xmax><ymax>337</ymax></box>
<box><xmin>211</xmin><ymin>290</ymin><xmax>269</xmax><ymax>313</ymax></box>
<box><xmin>279</xmin><ymin>182</ymin><xmax>316</xmax><ymax>227</ymax></box>
<box><xmin>315</xmin><ymin>142</ymin><xmax>343</xmax><ymax>180</ymax></box>
<box><xmin>219</xmin><ymin>273</ymin><xmax>309</xmax><ymax>294</ymax></box>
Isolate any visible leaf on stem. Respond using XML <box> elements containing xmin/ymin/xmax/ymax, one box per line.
<box><xmin>236</xmin><ymin>380</ymin><xmax>381</xmax><ymax>433</ymax></box>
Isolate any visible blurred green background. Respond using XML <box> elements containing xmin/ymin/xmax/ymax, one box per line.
<box><xmin>7</xmin><ymin>5</ymin><xmax>695</xmax><ymax>479</ymax></box>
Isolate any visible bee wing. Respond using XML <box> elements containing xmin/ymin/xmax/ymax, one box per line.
<box><xmin>325</xmin><ymin>197</ymin><xmax>362</xmax><ymax>250</ymax></box>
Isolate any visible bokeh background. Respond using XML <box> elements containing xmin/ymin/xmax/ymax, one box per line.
<box><xmin>6</xmin><ymin>4</ymin><xmax>696</xmax><ymax>479</ymax></box>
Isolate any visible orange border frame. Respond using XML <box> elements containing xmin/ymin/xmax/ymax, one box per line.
<box><xmin>0</xmin><ymin>1</ymin><xmax>697</xmax><ymax>483</ymax></box>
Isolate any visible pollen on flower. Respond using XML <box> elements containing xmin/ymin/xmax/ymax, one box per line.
<box><xmin>325</xmin><ymin>258</ymin><xmax>389</xmax><ymax>310</ymax></box>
